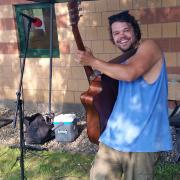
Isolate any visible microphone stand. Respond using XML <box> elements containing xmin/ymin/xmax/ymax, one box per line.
<box><xmin>13</xmin><ymin>19</ymin><xmax>33</xmax><ymax>180</ymax></box>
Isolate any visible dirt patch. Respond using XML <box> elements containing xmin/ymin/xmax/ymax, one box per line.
<box><xmin>0</xmin><ymin>107</ymin><xmax>98</xmax><ymax>154</ymax></box>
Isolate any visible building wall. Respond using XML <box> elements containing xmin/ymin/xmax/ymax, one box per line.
<box><xmin>0</xmin><ymin>0</ymin><xmax>180</xmax><ymax>113</ymax></box>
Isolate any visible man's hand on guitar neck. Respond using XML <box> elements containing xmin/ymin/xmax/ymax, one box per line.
<box><xmin>75</xmin><ymin>47</ymin><xmax>96</xmax><ymax>66</ymax></box>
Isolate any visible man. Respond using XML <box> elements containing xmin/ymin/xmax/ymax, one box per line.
<box><xmin>76</xmin><ymin>11</ymin><xmax>172</xmax><ymax>180</ymax></box>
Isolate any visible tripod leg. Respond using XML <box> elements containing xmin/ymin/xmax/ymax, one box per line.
<box><xmin>19</xmin><ymin>100</ymin><xmax>25</xmax><ymax>180</ymax></box>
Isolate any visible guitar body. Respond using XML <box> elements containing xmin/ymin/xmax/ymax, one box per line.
<box><xmin>68</xmin><ymin>1</ymin><xmax>137</xmax><ymax>144</ymax></box>
<box><xmin>80</xmin><ymin>75</ymin><xmax>118</xmax><ymax>144</ymax></box>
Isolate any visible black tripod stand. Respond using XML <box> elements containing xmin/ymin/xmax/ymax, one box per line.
<box><xmin>13</xmin><ymin>17</ymin><xmax>33</xmax><ymax>180</ymax></box>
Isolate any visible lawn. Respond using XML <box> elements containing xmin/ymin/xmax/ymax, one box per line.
<box><xmin>0</xmin><ymin>145</ymin><xmax>180</xmax><ymax>180</ymax></box>
<box><xmin>0</xmin><ymin>145</ymin><xmax>94</xmax><ymax>179</ymax></box>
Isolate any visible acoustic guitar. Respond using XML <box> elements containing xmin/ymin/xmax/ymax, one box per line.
<box><xmin>67</xmin><ymin>0</ymin><xmax>137</xmax><ymax>144</ymax></box>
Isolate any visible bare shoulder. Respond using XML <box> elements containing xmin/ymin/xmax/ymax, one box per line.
<box><xmin>136</xmin><ymin>39</ymin><xmax>162</xmax><ymax>63</ymax></box>
<box><xmin>139</xmin><ymin>40</ymin><xmax>163</xmax><ymax>83</ymax></box>
<box><xmin>138</xmin><ymin>39</ymin><xmax>161</xmax><ymax>53</ymax></box>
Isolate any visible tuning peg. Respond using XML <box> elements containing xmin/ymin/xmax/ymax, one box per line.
<box><xmin>78</xmin><ymin>0</ymin><xmax>82</xmax><ymax>5</ymax></box>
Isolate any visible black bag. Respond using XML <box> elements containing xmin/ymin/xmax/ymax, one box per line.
<box><xmin>24</xmin><ymin>113</ymin><xmax>55</xmax><ymax>144</ymax></box>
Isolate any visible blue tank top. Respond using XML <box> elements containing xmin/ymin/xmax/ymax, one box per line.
<box><xmin>99</xmin><ymin>59</ymin><xmax>172</xmax><ymax>152</ymax></box>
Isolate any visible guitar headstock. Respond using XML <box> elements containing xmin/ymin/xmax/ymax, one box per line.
<box><xmin>68</xmin><ymin>0</ymin><xmax>81</xmax><ymax>26</ymax></box>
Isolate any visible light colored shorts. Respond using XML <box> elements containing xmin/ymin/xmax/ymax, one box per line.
<box><xmin>90</xmin><ymin>143</ymin><xmax>159</xmax><ymax>180</ymax></box>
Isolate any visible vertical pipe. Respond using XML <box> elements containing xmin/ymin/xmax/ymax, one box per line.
<box><xmin>49</xmin><ymin>2</ymin><xmax>54</xmax><ymax>113</ymax></box>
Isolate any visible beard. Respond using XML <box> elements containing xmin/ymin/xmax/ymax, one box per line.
<box><xmin>117</xmin><ymin>40</ymin><xmax>138</xmax><ymax>53</ymax></box>
<box><xmin>119</xmin><ymin>43</ymin><xmax>135</xmax><ymax>52</ymax></box>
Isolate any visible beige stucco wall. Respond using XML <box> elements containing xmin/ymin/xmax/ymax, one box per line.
<box><xmin>0</xmin><ymin>0</ymin><xmax>180</xmax><ymax>113</ymax></box>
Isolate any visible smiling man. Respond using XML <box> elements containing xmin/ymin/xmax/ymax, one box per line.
<box><xmin>76</xmin><ymin>11</ymin><xmax>172</xmax><ymax>180</ymax></box>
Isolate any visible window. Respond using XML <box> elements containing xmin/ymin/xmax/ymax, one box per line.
<box><xmin>15</xmin><ymin>3</ymin><xmax>59</xmax><ymax>58</ymax></box>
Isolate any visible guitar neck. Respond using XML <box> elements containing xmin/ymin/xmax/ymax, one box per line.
<box><xmin>72</xmin><ymin>26</ymin><xmax>94</xmax><ymax>82</ymax></box>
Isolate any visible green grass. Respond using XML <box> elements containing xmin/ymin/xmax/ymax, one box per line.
<box><xmin>155</xmin><ymin>163</ymin><xmax>180</xmax><ymax>180</ymax></box>
<box><xmin>0</xmin><ymin>145</ymin><xmax>94</xmax><ymax>179</ymax></box>
<box><xmin>0</xmin><ymin>145</ymin><xmax>180</xmax><ymax>180</ymax></box>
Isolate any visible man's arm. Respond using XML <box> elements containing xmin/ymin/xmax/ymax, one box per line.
<box><xmin>76</xmin><ymin>40</ymin><xmax>162</xmax><ymax>81</ymax></box>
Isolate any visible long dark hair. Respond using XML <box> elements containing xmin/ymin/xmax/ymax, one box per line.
<box><xmin>108</xmin><ymin>11</ymin><xmax>141</xmax><ymax>43</ymax></box>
